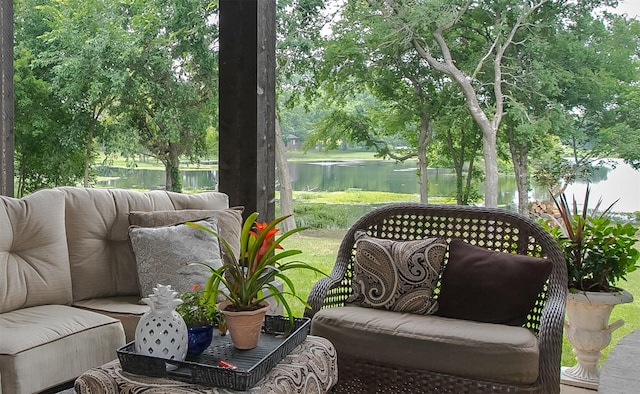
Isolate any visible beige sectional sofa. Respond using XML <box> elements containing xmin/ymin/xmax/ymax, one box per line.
<box><xmin>0</xmin><ymin>187</ymin><xmax>231</xmax><ymax>394</ymax></box>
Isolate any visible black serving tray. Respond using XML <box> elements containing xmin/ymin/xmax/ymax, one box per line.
<box><xmin>117</xmin><ymin>315</ymin><xmax>310</xmax><ymax>390</ymax></box>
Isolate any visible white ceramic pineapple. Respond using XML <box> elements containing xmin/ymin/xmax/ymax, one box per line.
<box><xmin>135</xmin><ymin>284</ymin><xmax>188</xmax><ymax>362</ymax></box>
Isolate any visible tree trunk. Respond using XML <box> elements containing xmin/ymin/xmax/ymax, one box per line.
<box><xmin>163</xmin><ymin>160</ymin><xmax>172</xmax><ymax>191</ymax></box>
<box><xmin>481</xmin><ymin>129</ymin><xmax>499</xmax><ymax>207</ymax></box>
<box><xmin>165</xmin><ymin>143</ymin><xmax>182</xmax><ymax>192</ymax></box>
<box><xmin>83</xmin><ymin>127</ymin><xmax>93</xmax><ymax>188</ymax></box>
<box><xmin>413</xmin><ymin>40</ymin><xmax>500</xmax><ymax>207</ymax></box>
<box><xmin>275</xmin><ymin>115</ymin><xmax>296</xmax><ymax>232</ymax></box>
<box><xmin>452</xmin><ymin>75</ymin><xmax>499</xmax><ymax>208</ymax></box>
<box><xmin>507</xmin><ymin>126</ymin><xmax>530</xmax><ymax>214</ymax></box>
<box><xmin>417</xmin><ymin>110</ymin><xmax>430</xmax><ymax>203</ymax></box>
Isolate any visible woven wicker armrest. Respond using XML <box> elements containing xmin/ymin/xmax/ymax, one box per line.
<box><xmin>304</xmin><ymin>223</ymin><xmax>364</xmax><ymax>318</ymax></box>
<box><xmin>304</xmin><ymin>254</ymin><xmax>352</xmax><ymax>318</ymax></box>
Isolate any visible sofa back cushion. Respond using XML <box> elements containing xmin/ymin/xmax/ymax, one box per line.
<box><xmin>0</xmin><ymin>189</ymin><xmax>72</xmax><ymax>313</ymax></box>
<box><xmin>58</xmin><ymin>187</ymin><xmax>229</xmax><ymax>301</ymax></box>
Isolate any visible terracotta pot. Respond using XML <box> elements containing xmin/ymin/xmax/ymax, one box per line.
<box><xmin>561</xmin><ymin>289</ymin><xmax>633</xmax><ymax>389</ymax></box>
<box><xmin>218</xmin><ymin>301</ymin><xmax>270</xmax><ymax>349</ymax></box>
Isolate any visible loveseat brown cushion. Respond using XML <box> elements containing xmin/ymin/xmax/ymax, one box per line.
<box><xmin>436</xmin><ymin>239</ymin><xmax>553</xmax><ymax>326</ymax></box>
<box><xmin>311</xmin><ymin>305</ymin><xmax>540</xmax><ymax>385</ymax></box>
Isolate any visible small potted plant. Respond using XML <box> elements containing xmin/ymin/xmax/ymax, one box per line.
<box><xmin>186</xmin><ymin>212</ymin><xmax>326</xmax><ymax>349</ymax></box>
<box><xmin>540</xmin><ymin>185</ymin><xmax>639</xmax><ymax>386</ymax></box>
<box><xmin>176</xmin><ymin>285</ymin><xmax>224</xmax><ymax>356</ymax></box>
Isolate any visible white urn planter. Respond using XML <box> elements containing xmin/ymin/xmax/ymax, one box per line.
<box><xmin>561</xmin><ymin>289</ymin><xmax>633</xmax><ymax>389</ymax></box>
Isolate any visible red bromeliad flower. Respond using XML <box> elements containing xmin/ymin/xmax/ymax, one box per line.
<box><xmin>249</xmin><ymin>221</ymin><xmax>283</xmax><ymax>272</ymax></box>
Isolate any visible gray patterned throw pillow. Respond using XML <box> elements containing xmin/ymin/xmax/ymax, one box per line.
<box><xmin>129</xmin><ymin>219</ymin><xmax>223</xmax><ymax>299</ymax></box>
<box><xmin>348</xmin><ymin>231</ymin><xmax>447</xmax><ymax>314</ymax></box>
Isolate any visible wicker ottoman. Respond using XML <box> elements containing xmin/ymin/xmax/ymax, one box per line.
<box><xmin>74</xmin><ymin>336</ymin><xmax>337</xmax><ymax>393</ymax></box>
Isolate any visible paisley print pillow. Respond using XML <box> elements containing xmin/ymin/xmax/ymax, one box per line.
<box><xmin>348</xmin><ymin>231</ymin><xmax>447</xmax><ymax>314</ymax></box>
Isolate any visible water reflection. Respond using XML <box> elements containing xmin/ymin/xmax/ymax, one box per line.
<box><xmin>556</xmin><ymin>159</ymin><xmax>640</xmax><ymax>213</ymax></box>
<box><xmin>96</xmin><ymin>159</ymin><xmax>639</xmax><ymax>212</ymax></box>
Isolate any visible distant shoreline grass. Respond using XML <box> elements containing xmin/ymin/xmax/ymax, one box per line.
<box><xmin>98</xmin><ymin>149</ymin><xmax>388</xmax><ymax>170</ymax></box>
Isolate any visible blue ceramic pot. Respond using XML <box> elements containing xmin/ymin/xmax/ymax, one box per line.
<box><xmin>187</xmin><ymin>325</ymin><xmax>214</xmax><ymax>356</ymax></box>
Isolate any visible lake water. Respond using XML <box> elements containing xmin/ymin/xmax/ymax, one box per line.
<box><xmin>96</xmin><ymin>158</ymin><xmax>640</xmax><ymax>212</ymax></box>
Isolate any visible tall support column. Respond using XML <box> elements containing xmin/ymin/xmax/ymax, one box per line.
<box><xmin>219</xmin><ymin>0</ymin><xmax>276</xmax><ymax>221</ymax></box>
<box><xmin>0</xmin><ymin>0</ymin><xmax>14</xmax><ymax>197</ymax></box>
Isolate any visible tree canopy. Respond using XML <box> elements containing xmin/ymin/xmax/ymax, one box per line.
<box><xmin>10</xmin><ymin>0</ymin><xmax>640</xmax><ymax>210</ymax></box>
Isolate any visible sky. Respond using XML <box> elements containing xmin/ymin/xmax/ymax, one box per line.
<box><xmin>613</xmin><ymin>0</ymin><xmax>640</xmax><ymax>18</ymax></box>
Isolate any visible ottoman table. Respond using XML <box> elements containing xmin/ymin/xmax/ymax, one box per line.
<box><xmin>74</xmin><ymin>335</ymin><xmax>337</xmax><ymax>393</ymax></box>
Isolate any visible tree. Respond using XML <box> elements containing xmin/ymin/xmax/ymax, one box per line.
<box><xmin>532</xmin><ymin>10</ymin><xmax>640</xmax><ymax>192</ymax></box>
<box><xmin>13</xmin><ymin>0</ymin><xmax>219</xmax><ymax>193</ymax></box>
<box><xmin>13</xmin><ymin>47</ymin><xmax>85</xmax><ymax>196</ymax></box>
<box><xmin>35</xmin><ymin>0</ymin><xmax>135</xmax><ymax>187</ymax></box>
<box><xmin>614</xmin><ymin>83</ymin><xmax>640</xmax><ymax>169</ymax></box>
<box><xmin>274</xmin><ymin>115</ymin><xmax>295</xmax><ymax>231</ymax></box>
<box><xmin>13</xmin><ymin>0</ymin><xmax>87</xmax><ymax>195</ymax></box>
<box><xmin>304</xmin><ymin>0</ymin><xmax>457</xmax><ymax>203</ymax></box>
<box><xmin>117</xmin><ymin>0</ymin><xmax>219</xmax><ymax>192</ymax></box>
<box><xmin>363</xmin><ymin>0</ymin><xmax>559</xmax><ymax>207</ymax></box>
<box><xmin>431</xmin><ymin>89</ymin><xmax>483</xmax><ymax>205</ymax></box>
<box><xmin>276</xmin><ymin>0</ymin><xmax>328</xmax><ymax>227</ymax></box>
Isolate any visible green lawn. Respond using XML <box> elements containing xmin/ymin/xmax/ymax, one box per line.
<box><xmin>285</xmin><ymin>149</ymin><xmax>384</xmax><ymax>162</ymax></box>
<box><xmin>281</xmin><ymin>229</ymin><xmax>640</xmax><ymax>369</ymax></box>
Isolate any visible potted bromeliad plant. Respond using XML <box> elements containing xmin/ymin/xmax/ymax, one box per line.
<box><xmin>186</xmin><ymin>212</ymin><xmax>326</xmax><ymax>349</ymax></box>
<box><xmin>176</xmin><ymin>285</ymin><xmax>225</xmax><ymax>356</ymax></box>
<box><xmin>540</xmin><ymin>185</ymin><xmax>639</xmax><ymax>387</ymax></box>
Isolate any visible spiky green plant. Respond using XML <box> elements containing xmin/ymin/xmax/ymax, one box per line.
<box><xmin>543</xmin><ymin>186</ymin><xmax>639</xmax><ymax>292</ymax></box>
<box><xmin>186</xmin><ymin>212</ymin><xmax>326</xmax><ymax>325</ymax></box>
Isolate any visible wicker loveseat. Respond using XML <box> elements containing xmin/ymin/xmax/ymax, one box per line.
<box><xmin>305</xmin><ymin>203</ymin><xmax>568</xmax><ymax>393</ymax></box>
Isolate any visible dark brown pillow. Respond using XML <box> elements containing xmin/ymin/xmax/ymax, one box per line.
<box><xmin>348</xmin><ymin>231</ymin><xmax>447</xmax><ymax>314</ymax></box>
<box><xmin>435</xmin><ymin>239</ymin><xmax>553</xmax><ymax>326</ymax></box>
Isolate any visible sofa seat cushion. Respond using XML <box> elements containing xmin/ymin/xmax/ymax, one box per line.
<box><xmin>73</xmin><ymin>296</ymin><xmax>149</xmax><ymax>342</ymax></box>
<box><xmin>0</xmin><ymin>304</ymin><xmax>125</xmax><ymax>394</ymax></box>
<box><xmin>311</xmin><ymin>305</ymin><xmax>540</xmax><ymax>385</ymax></box>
